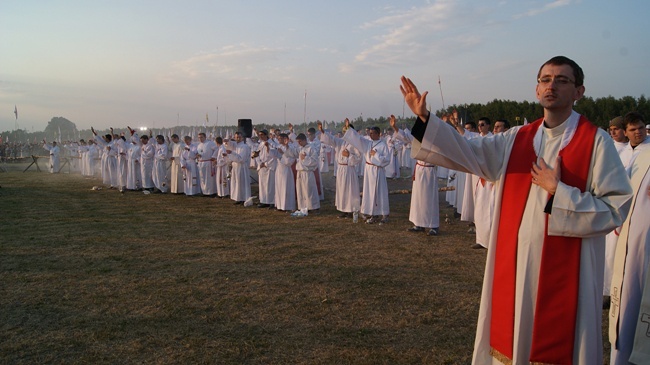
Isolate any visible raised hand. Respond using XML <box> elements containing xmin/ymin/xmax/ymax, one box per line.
<box><xmin>400</xmin><ymin>76</ymin><xmax>429</xmax><ymax>122</ymax></box>
<box><xmin>389</xmin><ymin>114</ymin><xmax>398</xmax><ymax>131</ymax></box>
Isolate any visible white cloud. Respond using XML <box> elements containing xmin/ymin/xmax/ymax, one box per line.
<box><xmin>512</xmin><ymin>0</ymin><xmax>572</xmax><ymax>19</ymax></box>
<box><xmin>340</xmin><ymin>0</ymin><xmax>474</xmax><ymax>73</ymax></box>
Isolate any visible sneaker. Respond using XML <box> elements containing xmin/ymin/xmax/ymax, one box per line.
<box><xmin>427</xmin><ymin>228</ymin><xmax>439</xmax><ymax>236</ymax></box>
<box><xmin>365</xmin><ymin>216</ymin><xmax>376</xmax><ymax>224</ymax></box>
<box><xmin>407</xmin><ymin>226</ymin><xmax>425</xmax><ymax>232</ymax></box>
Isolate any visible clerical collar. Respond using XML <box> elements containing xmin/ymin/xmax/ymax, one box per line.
<box><xmin>533</xmin><ymin>110</ymin><xmax>579</xmax><ymax>157</ymax></box>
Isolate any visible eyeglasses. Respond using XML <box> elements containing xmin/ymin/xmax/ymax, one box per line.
<box><xmin>537</xmin><ymin>75</ymin><xmax>575</xmax><ymax>86</ymax></box>
<box><xmin>478</xmin><ymin>123</ymin><xmax>486</xmax><ymax>127</ymax></box>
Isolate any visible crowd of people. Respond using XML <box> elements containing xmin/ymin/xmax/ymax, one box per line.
<box><xmin>7</xmin><ymin>55</ymin><xmax>650</xmax><ymax>364</ymax></box>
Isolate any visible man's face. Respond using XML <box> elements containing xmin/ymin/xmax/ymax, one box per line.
<box><xmin>198</xmin><ymin>135</ymin><xmax>206</xmax><ymax>143</ymax></box>
<box><xmin>141</xmin><ymin>138</ymin><xmax>148</xmax><ymax>145</ymax></box>
<box><xmin>535</xmin><ymin>64</ymin><xmax>584</xmax><ymax>111</ymax></box>
<box><xmin>297</xmin><ymin>138</ymin><xmax>307</xmax><ymax>147</ymax></box>
<box><xmin>493</xmin><ymin>122</ymin><xmax>506</xmax><ymax>134</ymax></box>
<box><xmin>478</xmin><ymin>121</ymin><xmax>490</xmax><ymax>135</ymax></box>
<box><xmin>307</xmin><ymin>132</ymin><xmax>315</xmax><ymax>141</ymax></box>
<box><xmin>171</xmin><ymin>136</ymin><xmax>179</xmax><ymax>144</ymax></box>
<box><xmin>258</xmin><ymin>132</ymin><xmax>268</xmax><ymax>141</ymax></box>
<box><xmin>184</xmin><ymin>138</ymin><xmax>192</xmax><ymax>145</ymax></box>
<box><xmin>156</xmin><ymin>137</ymin><xmax>164</xmax><ymax>144</ymax></box>
<box><xmin>625</xmin><ymin>121</ymin><xmax>648</xmax><ymax>147</ymax></box>
<box><xmin>368</xmin><ymin>129</ymin><xmax>380</xmax><ymax>141</ymax></box>
<box><xmin>235</xmin><ymin>134</ymin><xmax>243</xmax><ymax>143</ymax></box>
<box><xmin>609</xmin><ymin>126</ymin><xmax>627</xmax><ymax>143</ymax></box>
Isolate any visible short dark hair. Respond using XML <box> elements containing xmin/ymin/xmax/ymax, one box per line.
<box><xmin>478</xmin><ymin>117</ymin><xmax>491</xmax><ymax>126</ymax></box>
<box><xmin>466</xmin><ymin>121</ymin><xmax>477</xmax><ymax>130</ymax></box>
<box><xmin>495</xmin><ymin>119</ymin><xmax>510</xmax><ymax>129</ymax></box>
<box><xmin>171</xmin><ymin>134</ymin><xmax>179</xmax><ymax>139</ymax></box>
<box><xmin>623</xmin><ymin>111</ymin><xmax>645</xmax><ymax>130</ymax></box>
<box><xmin>370</xmin><ymin>126</ymin><xmax>381</xmax><ymax>134</ymax></box>
<box><xmin>216</xmin><ymin>136</ymin><xmax>223</xmax><ymax>144</ymax></box>
<box><xmin>296</xmin><ymin>133</ymin><xmax>307</xmax><ymax>141</ymax></box>
<box><xmin>307</xmin><ymin>128</ymin><xmax>316</xmax><ymax>134</ymax></box>
<box><xmin>538</xmin><ymin>56</ymin><xmax>584</xmax><ymax>87</ymax></box>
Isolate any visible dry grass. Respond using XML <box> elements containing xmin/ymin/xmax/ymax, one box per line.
<box><xmin>0</xmin><ymin>163</ymin><xmax>609</xmax><ymax>364</ymax></box>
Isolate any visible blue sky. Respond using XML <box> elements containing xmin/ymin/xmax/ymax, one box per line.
<box><xmin>1</xmin><ymin>0</ymin><xmax>649</xmax><ymax>132</ymax></box>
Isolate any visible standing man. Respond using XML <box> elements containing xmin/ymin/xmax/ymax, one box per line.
<box><xmin>255</xmin><ymin>129</ymin><xmax>277</xmax><ymax>208</ymax></box>
<box><xmin>401</xmin><ymin>56</ymin><xmax>632</xmax><ymax>364</ymax></box>
<box><xmin>169</xmin><ymin>134</ymin><xmax>184</xmax><ymax>194</ymax></box>
<box><xmin>215</xmin><ymin>136</ymin><xmax>230</xmax><ymax>199</ymax></box>
<box><xmin>272</xmin><ymin>133</ymin><xmax>297</xmax><ymax>212</ymax></box>
<box><xmin>225</xmin><ymin>131</ymin><xmax>251</xmax><ymax>205</ymax></box>
<box><xmin>152</xmin><ymin>135</ymin><xmax>169</xmax><ymax>193</ymax></box>
<box><xmin>390</xmin><ymin>115</ymin><xmax>439</xmax><ymax>236</ymax></box>
<box><xmin>619</xmin><ymin>111</ymin><xmax>649</xmax><ymax>170</ymax></box>
<box><xmin>180</xmin><ymin>136</ymin><xmax>201</xmax><ymax>196</ymax></box>
<box><xmin>42</xmin><ymin>139</ymin><xmax>60</xmax><ymax>173</ymax></box>
<box><xmin>343</xmin><ymin>122</ymin><xmax>390</xmax><ymax>224</ymax></box>
<box><xmin>319</xmin><ymin>119</ymin><xmax>361</xmax><ymax>218</ymax></box>
<box><xmin>196</xmin><ymin>132</ymin><xmax>218</xmax><ymax>196</ymax></box>
<box><xmin>294</xmin><ymin>133</ymin><xmax>320</xmax><ymax>213</ymax></box>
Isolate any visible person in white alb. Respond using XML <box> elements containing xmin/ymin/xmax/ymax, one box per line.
<box><xmin>390</xmin><ymin>115</ymin><xmax>439</xmax><ymax>236</ymax></box>
<box><xmin>318</xmin><ymin>120</ymin><xmax>361</xmax><ymax>218</ymax></box>
<box><xmin>169</xmin><ymin>134</ymin><xmax>184</xmax><ymax>194</ymax></box>
<box><xmin>42</xmin><ymin>139</ymin><xmax>60</xmax><ymax>173</ymax></box>
<box><xmin>344</xmin><ymin>123</ymin><xmax>391</xmax><ymax>225</ymax></box>
<box><xmin>401</xmin><ymin>55</ymin><xmax>632</xmax><ymax>364</ymax></box>
<box><xmin>225</xmin><ymin>132</ymin><xmax>251</xmax><ymax>205</ymax></box>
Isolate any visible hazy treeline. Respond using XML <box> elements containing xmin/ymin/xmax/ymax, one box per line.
<box><xmin>3</xmin><ymin>94</ymin><xmax>648</xmax><ymax>143</ymax></box>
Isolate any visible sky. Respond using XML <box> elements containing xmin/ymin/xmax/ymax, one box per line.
<box><xmin>1</xmin><ymin>0</ymin><xmax>649</xmax><ymax>133</ymax></box>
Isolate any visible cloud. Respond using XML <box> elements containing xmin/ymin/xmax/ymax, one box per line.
<box><xmin>339</xmin><ymin>0</ymin><xmax>474</xmax><ymax>73</ymax></box>
<box><xmin>512</xmin><ymin>0</ymin><xmax>573</xmax><ymax>19</ymax></box>
<box><xmin>170</xmin><ymin>44</ymin><xmax>286</xmax><ymax>79</ymax></box>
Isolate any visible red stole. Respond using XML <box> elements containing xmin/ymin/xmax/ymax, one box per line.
<box><xmin>490</xmin><ymin>116</ymin><xmax>597</xmax><ymax>364</ymax></box>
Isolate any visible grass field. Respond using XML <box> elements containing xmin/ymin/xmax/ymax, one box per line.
<box><xmin>0</xmin><ymin>163</ymin><xmax>610</xmax><ymax>364</ymax></box>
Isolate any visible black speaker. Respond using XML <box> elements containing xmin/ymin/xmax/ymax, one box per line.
<box><xmin>237</xmin><ymin>119</ymin><xmax>253</xmax><ymax>139</ymax></box>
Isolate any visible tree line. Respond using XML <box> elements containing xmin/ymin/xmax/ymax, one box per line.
<box><xmin>3</xmin><ymin>94</ymin><xmax>647</xmax><ymax>143</ymax></box>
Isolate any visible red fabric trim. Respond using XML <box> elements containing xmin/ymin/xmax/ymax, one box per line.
<box><xmin>490</xmin><ymin>116</ymin><xmax>597</xmax><ymax>364</ymax></box>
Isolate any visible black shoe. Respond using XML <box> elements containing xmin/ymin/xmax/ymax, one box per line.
<box><xmin>234</xmin><ymin>201</ymin><xmax>244</xmax><ymax>205</ymax></box>
<box><xmin>427</xmin><ymin>228</ymin><xmax>439</xmax><ymax>236</ymax></box>
<box><xmin>407</xmin><ymin>226</ymin><xmax>425</xmax><ymax>232</ymax></box>
<box><xmin>257</xmin><ymin>203</ymin><xmax>270</xmax><ymax>208</ymax></box>
<box><xmin>338</xmin><ymin>213</ymin><xmax>350</xmax><ymax>219</ymax></box>
<box><xmin>471</xmin><ymin>243</ymin><xmax>486</xmax><ymax>249</ymax></box>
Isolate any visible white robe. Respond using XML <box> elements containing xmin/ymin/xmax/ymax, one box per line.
<box><xmin>169</xmin><ymin>141</ymin><xmax>184</xmax><ymax>194</ymax></box>
<box><xmin>153</xmin><ymin>142</ymin><xmax>169</xmax><ymax>192</ymax></box>
<box><xmin>94</xmin><ymin>136</ymin><xmax>118</xmax><ymax>187</ymax></box>
<box><xmin>256</xmin><ymin>140</ymin><xmax>277</xmax><ymax>205</ymax></box>
<box><xmin>395</xmin><ymin>130</ymin><xmax>439</xmax><ymax>229</ymax></box>
<box><xmin>215</xmin><ymin>144</ymin><xmax>229</xmax><ymax>198</ymax></box>
<box><xmin>610</xmin><ymin>148</ymin><xmax>650</xmax><ymax>365</ymax></box>
<box><xmin>227</xmin><ymin>141</ymin><xmax>251</xmax><ymax>202</ymax></box>
<box><xmin>140</xmin><ymin>143</ymin><xmax>155</xmax><ymax>189</ymax></box>
<box><xmin>320</xmin><ymin>132</ymin><xmax>361</xmax><ymax>213</ymax></box>
<box><xmin>344</xmin><ymin>129</ymin><xmax>390</xmax><ymax>217</ymax></box>
<box><xmin>196</xmin><ymin>140</ymin><xmax>218</xmax><ymax>195</ymax></box>
<box><xmin>273</xmin><ymin>144</ymin><xmax>297</xmax><ymax>211</ymax></box>
<box><xmin>180</xmin><ymin>143</ymin><xmax>201</xmax><ymax>196</ymax></box>
<box><xmin>295</xmin><ymin>144</ymin><xmax>320</xmax><ymax>210</ymax></box>
<box><xmin>126</xmin><ymin>141</ymin><xmax>141</xmax><ymax>190</ymax></box>
<box><xmin>43</xmin><ymin>144</ymin><xmax>60</xmax><ymax>173</ymax></box>
<box><xmin>411</xmin><ymin>111</ymin><xmax>632</xmax><ymax>365</ymax></box>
